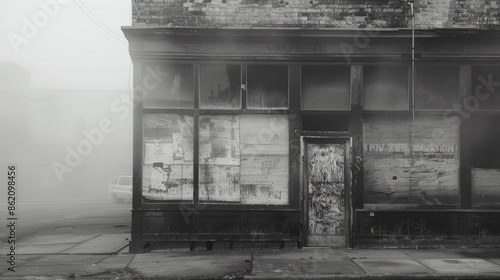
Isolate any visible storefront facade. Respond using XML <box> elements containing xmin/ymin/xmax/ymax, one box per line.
<box><xmin>124</xmin><ymin>3</ymin><xmax>500</xmax><ymax>252</ymax></box>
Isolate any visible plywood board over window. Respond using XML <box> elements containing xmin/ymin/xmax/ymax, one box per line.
<box><xmin>363</xmin><ymin>115</ymin><xmax>459</xmax><ymax>206</ymax></box>
<box><xmin>240</xmin><ymin>115</ymin><xmax>289</xmax><ymax>205</ymax></box>
<box><xmin>198</xmin><ymin>114</ymin><xmax>289</xmax><ymax>205</ymax></box>
<box><xmin>199</xmin><ymin>115</ymin><xmax>241</xmax><ymax>203</ymax></box>
<box><xmin>142</xmin><ymin>114</ymin><xmax>194</xmax><ymax>202</ymax></box>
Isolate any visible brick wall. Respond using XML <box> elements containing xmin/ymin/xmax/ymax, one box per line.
<box><xmin>131</xmin><ymin>0</ymin><xmax>499</xmax><ymax>29</ymax></box>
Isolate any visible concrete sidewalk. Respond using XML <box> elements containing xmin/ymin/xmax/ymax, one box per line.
<box><xmin>1</xmin><ymin>234</ymin><xmax>500</xmax><ymax>279</ymax></box>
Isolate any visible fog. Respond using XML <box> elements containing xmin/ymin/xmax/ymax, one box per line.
<box><xmin>0</xmin><ymin>0</ymin><xmax>133</xmax><ymax>202</ymax></box>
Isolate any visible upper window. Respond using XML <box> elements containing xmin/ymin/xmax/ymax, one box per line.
<box><xmin>471</xmin><ymin>66</ymin><xmax>500</xmax><ymax>110</ymax></box>
<box><xmin>416</xmin><ymin>65</ymin><xmax>458</xmax><ymax>110</ymax></box>
<box><xmin>363</xmin><ymin>65</ymin><xmax>409</xmax><ymax>110</ymax></box>
<box><xmin>200</xmin><ymin>65</ymin><xmax>241</xmax><ymax>109</ymax></box>
<box><xmin>247</xmin><ymin>65</ymin><xmax>288</xmax><ymax>109</ymax></box>
<box><xmin>142</xmin><ymin>63</ymin><xmax>194</xmax><ymax>109</ymax></box>
<box><xmin>301</xmin><ymin>65</ymin><xmax>350</xmax><ymax>110</ymax></box>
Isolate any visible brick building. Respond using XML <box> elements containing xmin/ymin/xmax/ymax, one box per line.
<box><xmin>123</xmin><ymin>0</ymin><xmax>500</xmax><ymax>252</ymax></box>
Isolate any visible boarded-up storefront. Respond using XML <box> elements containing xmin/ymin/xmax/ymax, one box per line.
<box><xmin>123</xmin><ymin>28</ymin><xmax>500</xmax><ymax>252</ymax></box>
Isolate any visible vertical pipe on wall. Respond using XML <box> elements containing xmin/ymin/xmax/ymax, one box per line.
<box><xmin>409</xmin><ymin>2</ymin><xmax>416</xmax><ymax>195</ymax></box>
<box><xmin>411</xmin><ymin>3</ymin><xmax>415</xmax><ymax>126</ymax></box>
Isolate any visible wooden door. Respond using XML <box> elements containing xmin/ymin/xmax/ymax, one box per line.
<box><xmin>304</xmin><ymin>139</ymin><xmax>349</xmax><ymax>247</ymax></box>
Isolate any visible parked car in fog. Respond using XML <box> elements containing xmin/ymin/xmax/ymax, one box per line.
<box><xmin>109</xmin><ymin>175</ymin><xmax>132</xmax><ymax>203</ymax></box>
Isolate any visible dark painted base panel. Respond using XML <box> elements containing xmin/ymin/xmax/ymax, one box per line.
<box><xmin>356</xmin><ymin>210</ymin><xmax>500</xmax><ymax>248</ymax></box>
<box><xmin>129</xmin><ymin>241</ymin><xmax>299</xmax><ymax>253</ymax></box>
<box><xmin>130</xmin><ymin>209</ymin><xmax>500</xmax><ymax>253</ymax></box>
<box><xmin>130</xmin><ymin>209</ymin><xmax>301</xmax><ymax>253</ymax></box>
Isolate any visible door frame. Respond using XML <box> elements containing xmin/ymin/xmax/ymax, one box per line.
<box><xmin>301</xmin><ymin>136</ymin><xmax>352</xmax><ymax>247</ymax></box>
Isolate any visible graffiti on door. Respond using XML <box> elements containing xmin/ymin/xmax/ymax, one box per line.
<box><xmin>308</xmin><ymin>143</ymin><xmax>345</xmax><ymax>235</ymax></box>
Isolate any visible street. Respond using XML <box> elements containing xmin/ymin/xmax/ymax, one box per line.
<box><xmin>0</xmin><ymin>199</ymin><xmax>131</xmax><ymax>244</ymax></box>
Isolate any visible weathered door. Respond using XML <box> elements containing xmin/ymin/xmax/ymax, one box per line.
<box><xmin>304</xmin><ymin>139</ymin><xmax>349</xmax><ymax>247</ymax></box>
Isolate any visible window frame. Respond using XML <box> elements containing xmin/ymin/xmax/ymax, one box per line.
<box><xmin>139</xmin><ymin>62</ymin><xmax>296</xmax><ymax>210</ymax></box>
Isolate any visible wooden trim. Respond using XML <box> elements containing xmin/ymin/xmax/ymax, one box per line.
<box><xmin>361</xmin><ymin>204</ymin><xmax>460</xmax><ymax>211</ymax></box>
<box><xmin>301</xmin><ymin>131</ymin><xmax>350</xmax><ymax>137</ymax></box>
<box><xmin>122</xmin><ymin>26</ymin><xmax>500</xmax><ymax>36</ymax></box>
<box><xmin>142</xmin><ymin>108</ymin><xmax>195</xmax><ymax>114</ymax></box>
<box><xmin>345</xmin><ymin>138</ymin><xmax>353</xmax><ymax>247</ymax></box>
<box><xmin>289</xmin><ymin>65</ymin><xmax>301</xmax><ymax>210</ymax></box>
<box><xmin>300</xmin><ymin>110</ymin><xmax>351</xmax><ymax>115</ymax></box>
<box><xmin>193</xmin><ymin>65</ymin><xmax>200</xmax><ymax>205</ymax></box>
<box><xmin>132</xmin><ymin>60</ymin><xmax>144</xmax><ymax>242</ymax></box>
<box><xmin>459</xmin><ymin>65</ymin><xmax>472</xmax><ymax>209</ymax></box>
<box><xmin>193</xmin><ymin>114</ymin><xmax>200</xmax><ymax>205</ymax></box>
<box><xmin>357</xmin><ymin>208</ymin><xmax>500</xmax><ymax>213</ymax></box>
<box><xmin>194</xmin><ymin>64</ymin><xmax>200</xmax><ymax>109</ymax></box>
<box><xmin>349</xmin><ymin>65</ymin><xmax>363</xmax><ymax>248</ymax></box>
<box><xmin>133</xmin><ymin>206</ymin><xmax>301</xmax><ymax>211</ymax></box>
<box><xmin>350</xmin><ymin>65</ymin><xmax>363</xmax><ymax>210</ymax></box>
<box><xmin>302</xmin><ymin>141</ymin><xmax>310</xmax><ymax>247</ymax></box>
<box><xmin>143</xmin><ymin>108</ymin><xmax>290</xmax><ymax>114</ymax></box>
<box><xmin>362</xmin><ymin>110</ymin><xmax>411</xmax><ymax>115</ymax></box>
<box><xmin>241</xmin><ymin>65</ymin><xmax>247</xmax><ymax>109</ymax></box>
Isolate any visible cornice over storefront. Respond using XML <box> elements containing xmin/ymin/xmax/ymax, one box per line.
<box><xmin>122</xmin><ymin>27</ymin><xmax>500</xmax><ymax>61</ymax></box>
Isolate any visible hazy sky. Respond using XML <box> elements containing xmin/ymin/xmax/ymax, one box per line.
<box><xmin>1</xmin><ymin>0</ymin><xmax>132</xmax><ymax>90</ymax></box>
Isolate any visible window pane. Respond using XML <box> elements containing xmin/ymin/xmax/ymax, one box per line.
<box><xmin>142</xmin><ymin>114</ymin><xmax>193</xmax><ymax>202</ymax></box>
<box><xmin>301</xmin><ymin>65</ymin><xmax>350</xmax><ymax>110</ymax></box>
<box><xmin>142</xmin><ymin>63</ymin><xmax>194</xmax><ymax>108</ymax></box>
<box><xmin>199</xmin><ymin>115</ymin><xmax>241</xmax><ymax>203</ymax></box>
<box><xmin>472</xmin><ymin>66</ymin><xmax>500</xmax><ymax>110</ymax></box>
<box><xmin>240</xmin><ymin>114</ymin><xmax>289</xmax><ymax>205</ymax></box>
<box><xmin>363</xmin><ymin>66</ymin><xmax>409</xmax><ymax>110</ymax></box>
<box><xmin>247</xmin><ymin>65</ymin><xmax>288</xmax><ymax>108</ymax></box>
<box><xmin>472</xmin><ymin>116</ymin><xmax>500</xmax><ymax>206</ymax></box>
<box><xmin>200</xmin><ymin>65</ymin><xmax>241</xmax><ymax>109</ymax></box>
<box><xmin>363</xmin><ymin>115</ymin><xmax>459</xmax><ymax>205</ymax></box>
<box><xmin>416</xmin><ymin>65</ymin><xmax>458</xmax><ymax>110</ymax></box>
